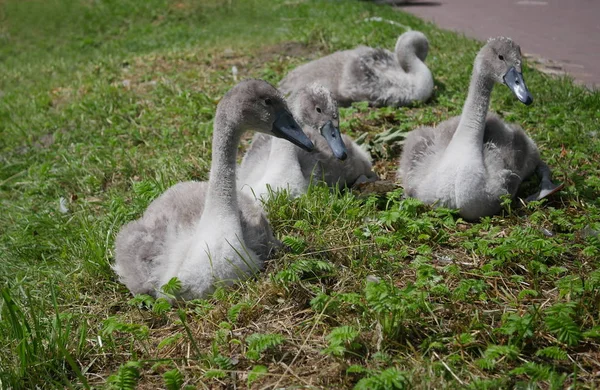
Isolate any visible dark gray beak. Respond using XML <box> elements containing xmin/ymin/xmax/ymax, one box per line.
<box><xmin>320</xmin><ymin>120</ymin><xmax>348</xmax><ymax>161</ymax></box>
<box><xmin>503</xmin><ymin>66</ymin><xmax>533</xmax><ymax>105</ymax></box>
<box><xmin>272</xmin><ymin>110</ymin><xmax>314</xmax><ymax>152</ymax></box>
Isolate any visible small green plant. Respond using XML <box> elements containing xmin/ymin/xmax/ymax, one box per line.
<box><xmin>227</xmin><ymin>301</ymin><xmax>252</xmax><ymax>323</ymax></box>
<box><xmin>212</xmin><ymin>354</ymin><xmax>235</xmax><ymax>370</ymax></box>
<box><xmin>161</xmin><ymin>277</ymin><xmax>183</xmax><ymax>298</ymax></box>
<box><xmin>102</xmin><ymin>317</ymin><xmax>150</xmax><ymax>355</ymax></box>
<box><xmin>354</xmin><ymin>367</ymin><xmax>408</xmax><ymax>390</ymax></box>
<box><xmin>509</xmin><ymin>362</ymin><xmax>566</xmax><ymax>388</ymax></box>
<box><xmin>535</xmin><ymin>346</ymin><xmax>568</xmax><ymax>361</ymax></box>
<box><xmin>453</xmin><ymin>278</ymin><xmax>488</xmax><ymax>301</ymax></box>
<box><xmin>272</xmin><ymin>258</ymin><xmax>335</xmax><ymax>285</ymax></box>
<box><xmin>245</xmin><ymin>333</ymin><xmax>286</xmax><ymax>361</ymax></box>
<box><xmin>127</xmin><ymin>294</ymin><xmax>155</xmax><ymax>308</ymax></box>
<box><xmin>106</xmin><ymin>361</ymin><xmax>141</xmax><ymax>390</ymax></box>
<box><xmin>583</xmin><ymin>326</ymin><xmax>600</xmax><ymax>339</ymax></box>
<box><xmin>153</xmin><ymin>298</ymin><xmax>173</xmax><ymax>315</ymax></box>
<box><xmin>102</xmin><ymin>317</ymin><xmax>149</xmax><ymax>340</ymax></box>
<box><xmin>163</xmin><ymin>368</ymin><xmax>184</xmax><ymax>390</ymax></box>
<box><xmin>364</xmin><ymin>279</ymin><xmax>426</xmax><ymax>339</ymax></box>
<box><xmin>497</xmin><ymin>312</ymin><xmax>535</xmax><ymax>346</ymax></box>
<box><xmin>544</xmin><ymin>303</ymin><xmax>582</xmax><ymax>346</ymax></box>
<box><xmin>128</xmin><ymin>293</ymin><xmax>172</xmax><ymax>316</ymax></box>
<box><xmin>157</xmin><ymin>333</ymin><xmax>183</xmax><ymax>351</ymax></box>
<box><xmin>247</xmin><ymin>365</ymin><xmax>268</xmax><ymax>387</ymax></box>
<box><xmin>322</xmin><ymin>325</ymin><xmax>361</xmax><ymax>357</ymax></box>
<box><xmin>282</xmin><ymin>235</ymin><xmax>307</xmax><ymax>254</ymax></box>
<box><xmin>476</xmin><ymin>345</ymin><xmax>520</xmax><ymax>370</ymax></box>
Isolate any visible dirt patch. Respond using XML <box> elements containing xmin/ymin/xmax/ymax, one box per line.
<box><xmin>49</xmin><ymin>86</ymin><xmax>80</xmax><ymax>110</ymax></box>
<box><xmin>256</xmin><ymin>41</ymin><xmax>317</xmax><ymax>62</ymax></box>
<box><xmin>33</xmin><ymin>133</ymin><xmax>55</xmax><ymax>149</ymax></box>
<box><xmin>112</xmin><ymin>41</ymin><xmax>320</xmax><ymax>98</ymax></box>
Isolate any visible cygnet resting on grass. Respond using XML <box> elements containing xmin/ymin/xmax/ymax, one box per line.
<box><xmin>397</xmin><ymin>37</ymin><xmax>562</xmax><ymax>221</ymax></box>
<box><xmin>238</xmin><ymin>83</ymin><xmax>377</xmax><ymax>200</ymax></box>
<box><xmin>279</xmin><ymin>31</ymin><xmax>433</xmax><ymax>107</ymax></box>
<box><xmin>113</xmin><ymin>79</ymin><xmax>314</xmax><ymax>299</ymax></box>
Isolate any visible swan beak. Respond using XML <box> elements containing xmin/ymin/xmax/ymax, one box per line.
<box><xmin>503</xmin><ymin>66</ymin><xmax>533</xmax><ymax>105</ymax></box>
<box><xmin>320</xmin><ymin>120</ymin><xmax>348</xmax><ymax>161</ymax></box>
<box><xmin>272</xmin><ymin>110</ymin><xmax>315</xmax><ymax>152</ymax></box>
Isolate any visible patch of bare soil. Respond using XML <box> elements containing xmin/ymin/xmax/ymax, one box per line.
<box><xmin>256</xmin><ymin>41</ymin><xmax>318</xmax><ymax>62</ymax></box>
<box><xmin>110</xmin><ymin>41</ymin><xmax>320</xmax><ymax>98</ymax></box>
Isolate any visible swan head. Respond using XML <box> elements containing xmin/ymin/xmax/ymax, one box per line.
<box><xmin>221</xmin><ymin>79</ymin><xmax>315</xmax><ymax>152</ymax></box>
<box><xmin>289</xmin><ymin>83</ymin><xmax>348</xmax><ymax>160</ymax></box>
<box><xmin>395</xmin><ymin>31</ymin><xmax>429</xmax><ymax>62</ymax></box>
<box><xmin>479</xmin><ymin>37</ymin><xmax>533</xmax><ymax>105</ymax></box>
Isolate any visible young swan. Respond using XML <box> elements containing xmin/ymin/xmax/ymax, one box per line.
<box><xmin>113</xmin><ymin>79</ymin><xmax>314</xmax><ymax>299</ymax></box>
<box><xmin>238</xmin><ymin>84</ymin><xmax>377</xmax><ymax>200</ymax></box>
<box><xmin>398</xmin><ymin>37</ymin><xmax>561</xmax><ymax>221</ymax></box>
<box><xmin>279</xmin><ymin>31</ymin><xmax>433</xmax><ymax>107</ymax></box>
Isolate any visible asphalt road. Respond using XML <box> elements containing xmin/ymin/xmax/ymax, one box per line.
<box><xmin>394</xmin><ymin>0</ymin><xmax>599</xmax><ymax>89</ymax></box>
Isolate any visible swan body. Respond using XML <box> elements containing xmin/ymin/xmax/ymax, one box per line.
<box><xmin>398</xmin><ymin>37</ymin><xmax>561</xmax><ymax>220</ymax></box>
<box><xmin>238</xmin><ymin>84</ymin><xmax>377</xmax><ymax>200</ymax></box>
<box><xmin>113</xmin><ymin>79</ymin><xmax>314</xmax><ymax>299</ymax></box>
<box><xmin>114</xmin><ymin>181</ymin><xmax>280</xmax><ymax>296</ymax></box>
<box><xmin>279</xmin><ymin>31</ymin><xmax>433</xmax><ymax>107</ymax></box>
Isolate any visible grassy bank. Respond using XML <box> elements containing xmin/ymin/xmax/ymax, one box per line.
<box><xmin>1</xmin><ymin>0</ymin><xmax>599</xmax><ymax>388</ymax></box>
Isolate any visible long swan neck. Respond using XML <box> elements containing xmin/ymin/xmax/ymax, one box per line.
<box><xmin>397</xmin><ymin>48</ymin><xmax>418</xmax><ymax>73</ymax></box>
<box><xmin>395</xmin><ymin>38</ymin><xmax>425</xmax><ymax>73</ymax></box>
<box><xmin>397</xmin><ymin>53</ymin><xmax>427</xmax><ymax>73</ymax></box>
<box><xmin>203</xmin><ymin>114</ymin><xmax>241</xmax><ymax>221</ymax></box>
<box><xmin>454</xmin><ymin>63</ymin><xmax>494</xmax><ymax>145</ymax></box>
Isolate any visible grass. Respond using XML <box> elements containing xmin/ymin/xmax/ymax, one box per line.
<box><xmin>1</xmin><ymin>0</ymin><xmax>599</xmax><ymax>388</ymax></box>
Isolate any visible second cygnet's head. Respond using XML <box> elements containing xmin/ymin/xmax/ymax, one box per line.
<box><xmin>288</xmin><ymin>83</ymin><xmax>348</xmax><ymax>160</ymax></box>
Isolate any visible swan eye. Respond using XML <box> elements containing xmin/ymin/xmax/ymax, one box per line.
<box><xmin>498</xmin><ymin>55</ymin><xmax>505</xmax><ymax>61</ymax></box>
<box><xmin>264</xmin><ymin>98</ymin><xmax>272</xmax><ymax>106</ymax></box>
<box><xmin>316</xmin><ymin>107</ymin><xmax>322</xmax><ymax>113</ymax></box>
